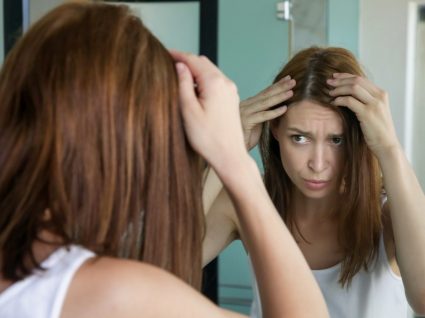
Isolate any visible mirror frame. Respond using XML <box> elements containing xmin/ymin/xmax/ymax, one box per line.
<box><xmin>106</xmin><ymin>0</ymin><xmax>218</xmax><ymax>64</ymax></box>
<box><xmin>3</xmin><ymin>0</ymin><xmax>218</xmax><ymax>64</ymax></box>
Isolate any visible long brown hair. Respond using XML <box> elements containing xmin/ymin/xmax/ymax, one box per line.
<box><xmin>0</xmin><ymin>2</ymin><xmax>204</xmax><ymax>289</ymax></box>
<box><xmin>260</xmin><ymin>47</ymin><xmax>382</xmax><ymax>287</ymax></box>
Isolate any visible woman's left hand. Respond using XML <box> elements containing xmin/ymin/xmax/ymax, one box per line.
<box><xmin>328</xmin><ymin>73</ymin><xmax>400</xmax><ymax>157</ymax></box>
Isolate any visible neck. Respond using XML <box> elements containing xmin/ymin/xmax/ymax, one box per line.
<box><xmin>292</xmin><ymin>190</ymin><xmax>340</xmax><ymax>223</ymax></box>
<box><xmin>289</xmin><ymin>190</ymin><xmax>341</xmax><ymax>248</ymax></box>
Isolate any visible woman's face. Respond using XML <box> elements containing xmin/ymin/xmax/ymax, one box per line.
<box><xmin>272</xmin><ymin>100</ymin><xmax>345</xmax><ymax>200</ymax></box>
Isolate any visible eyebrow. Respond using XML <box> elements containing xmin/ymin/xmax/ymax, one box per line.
<box><xmin>287</xmin><ymin>127</ymin><xmax>310</xmax><ymax>135</ymax></box>
<box><xmin>286</xmin><ymin>127</ymin><xmax>344</xmax><ymax>137</ymax></box>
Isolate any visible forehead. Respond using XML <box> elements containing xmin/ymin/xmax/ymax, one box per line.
<box><xmin>281</xmin><ymin>100</ymin><xmax>343</xmax><ymax>132</ymax></box>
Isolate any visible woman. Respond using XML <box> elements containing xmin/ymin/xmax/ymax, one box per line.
<box><xmin>0</xmin><ymin>3</ymin><xmax>328</xmax><ymax>318</ymax></box>
<box><xmin>202</xmin><ymin>47</ymin><xmax>425</xmax><ymax>318</ymax></box>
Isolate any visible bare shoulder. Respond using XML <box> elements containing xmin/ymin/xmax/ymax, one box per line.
<box><xmin>382</xmin><ymin>202</ymin><xmax>401</xmax><ymax>276</ymax></box>
<box><xmin>62</xmin><ymin>257</ymin><xmax>245</xmax><ymax>318</ymax></box>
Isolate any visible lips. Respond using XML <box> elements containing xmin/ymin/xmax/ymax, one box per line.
<box><xmin>303</xmin><ymin>179</ymin><xmax>329</xmax><ymax>190</ymax></box>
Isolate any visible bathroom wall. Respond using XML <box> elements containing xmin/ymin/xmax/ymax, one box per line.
<box><xmin>359</xmin><ymin>0</ymin><xmax>425</xmax><ymax>193</ymax></box>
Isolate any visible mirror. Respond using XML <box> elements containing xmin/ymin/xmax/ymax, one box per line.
<box><xmin>108</xmin><ymin>1</ymin><xmax>200</xmax><ymax>53</ymax></box>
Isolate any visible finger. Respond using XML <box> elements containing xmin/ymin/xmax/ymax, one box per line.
<box><xmin>175</xmin><ymin>62</ymin><xmax>202</xmax><ymax>116</ymax></box>
<box><xmin>170</xmin><ymin>50</ymin><xmax>220</xmax><ymax>79</ymax></box>
<box><xmin>355</xmin><ymin>77</ymin><xmax>385</xmax><ymax>98</ymax></box>
<box><xmin>331</xmin><ymin>96</ymin><xmax>364</xmax><ymax>115</ymax></box>
<box><xmin>246</xmin><ymin>106</ymin><xmax>288</xmax><ymax>124</ymax></box>
<box><xmin>242</xmin><ymin>89</ymin><xmax>293</xmax><ymax>114</ymax></box>
<box><xmin>169</xmin><ymin>49</ymin><xmax>187</xmax><ymax>60</ymax></box>
<box><xmin>328</xmin><ymin>84</ymin><xmax>374</xmax><ymax>105</ymax></box>
<box><xmin>258</xmin><ymin>76</ymin><xmax>296</xmax><ymax>99</ymax></box>
<box><xmin>242</xmin><ymin>78</ymin><xmax>295</xmax><ymax>114</ymax></box>
<box><xmin>330</xmin><ymin>73</ymin><xmax>381</xmax><ymax>96</ymax></box>
<box><xmin>244</xmin><ymin>78</ymin><xmax>296</xmax><ymax>107</ymax></box>
<box><xmin>332</xmin><ymin>73</ymin><xmax>356</xmax><ymax>79</ymax></box>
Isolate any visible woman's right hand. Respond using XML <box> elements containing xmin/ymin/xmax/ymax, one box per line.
<box><xmin>240</xmin><ymin>76</ymin><xmax>295</xmax><ymax>150</ymax></box>
<box><xmin>170</xmin><ymin>51</ymin><xmax>247</xmax><ymax>171</ymax></box>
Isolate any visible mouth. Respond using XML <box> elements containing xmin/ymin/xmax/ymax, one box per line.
<box><xmin>303</xmin><ymin>179</ymin><xmax>330</xmax><ymax>190</ymax></box>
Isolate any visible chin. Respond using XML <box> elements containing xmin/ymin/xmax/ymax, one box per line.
<box><xmin>303</xmin><ymin>191</ymin><xmax>329</xmax><ymax>200</ymax></box>
<box><xmin>299</xmin><ymin>187</ymin><xmax>335</xmax><ymax>200</ymax></box>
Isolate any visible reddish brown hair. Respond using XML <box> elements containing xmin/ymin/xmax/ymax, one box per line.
<box><xmin>0</xmin><ymin>2</ymin><xmax>204</xmax><ymax>288</ymax></box>
<box><xmin>260</xmin><ymin>47</ymin><xmax>382</xmax><ymax>287</ymax></box>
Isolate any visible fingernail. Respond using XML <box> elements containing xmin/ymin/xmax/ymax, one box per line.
<box><xmin>176</xmin><ymin>62</ymin><xmax>186</xmax><ymax>75</ymax></box>
<box><xmin>327</xmin><ymin>79</ymin><xmax>335</xmax><ymax>84</ymax></box>
<box><xmin>333</xmin><ymin>73</ymin><xmax>340</xmax><ymax>78</ymax></box>
<box><xmin>283</xmin><ymin>75</ymin><xmax>291</xmax><ymax>80</ymax></box>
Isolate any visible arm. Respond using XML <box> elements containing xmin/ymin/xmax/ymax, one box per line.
<box><xmin>202</xmin><ymin>167</ymin><xmax>223</xmax><ymax>215</ymax></box>
<box><xmin>201</xmin><ymin>76</ymin><xmax>296</xmax><ymax>266</ymax></box>
<box><xmin>173</xmin><ymin>52</ymin><xmax>328</xmax><ymax>318</ymax></box>
<box><xmin>203</xmin><ymin>187</ymin><xmax>240</xmax><ymax>266</ymax></box>
<box><xmin>379</xmin><ymin>147</ymin><xmax>425</xmax><ymax>313</ymax></box>
<box><xmin>216</xmin><ymin>155</ymin><xmax>327</xmax><ymax>318</ymax></box>
<box><xmin>329</xmin><ymin>73</ymin><xmax>425</xmax><ymax>314</ymax></box>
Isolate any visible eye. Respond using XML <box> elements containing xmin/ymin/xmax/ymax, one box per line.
<box><xmin>291</xmin><ymin>135</ymin><xmax>309</xmax><ymax>144</ymax></box>
<box><xmin>330</xmin><ymin>136</ymin><xmax>344</xmax><ymax>146</ymax></box>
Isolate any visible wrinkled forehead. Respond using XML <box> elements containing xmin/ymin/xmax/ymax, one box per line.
<box><xmin>280</xmin><ymin>100</ymin><xmax>344</xmax><ymax>133</ymax></box>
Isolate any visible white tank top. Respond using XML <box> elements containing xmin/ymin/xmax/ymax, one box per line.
<box><xmin>0</xmin><ymin>245</ymin><xmax>95</xmax><ymax>318</ymax></box>
<box><xmin>249</xmin><ymin>233</ymin><xmax>412</xmax><ymax>318</ymax></box>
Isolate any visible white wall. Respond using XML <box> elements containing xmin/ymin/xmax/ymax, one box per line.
<box><xmin>413</xmin><ymin>16</ymin><xmax>425</xmax><ymax>189</ymax></box>
<box><xmin>359</xmin><ymin>0</ymin><xmax>409</xmax><ymax>142</ymax></box>
<box><xmin>359</xmin><ymin>0</ymin><xmax>425</xmax><ymax>189</ymax></box>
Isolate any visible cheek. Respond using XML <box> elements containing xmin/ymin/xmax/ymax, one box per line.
<box><xmin>329</xmin><ymin>148</ymin><xmax>345</xmax><ymax>176</ymax></box>
<box><xmin>279</xmin><ymin>141</ymin><xmax>304</xmax><ymax>175</ymax></box>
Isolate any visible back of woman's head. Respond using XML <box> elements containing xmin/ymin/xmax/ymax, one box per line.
<box><xmin>260</xmin><ymin>47</ymin><xmax>382</xmax><ymax>287</ymax></box>
<box><xmin>0</xmin><ymin>2</ymin><xmax>204</xmax><ymax>288</ymax></box>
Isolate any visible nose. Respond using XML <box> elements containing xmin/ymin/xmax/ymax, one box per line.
<box><xmin>308</xmin><ymin>144</ymin><xmax>328</xmax><ymax>173</ymax></box>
